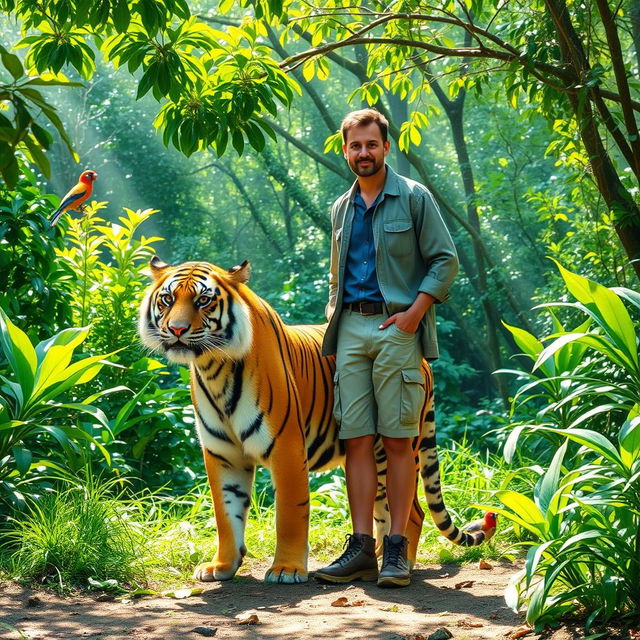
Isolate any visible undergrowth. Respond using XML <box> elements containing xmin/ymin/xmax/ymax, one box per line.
<box><xmin>0</xmin><ymin>441</ymin><xmax>524</xmax><ymax>592</ymax></box>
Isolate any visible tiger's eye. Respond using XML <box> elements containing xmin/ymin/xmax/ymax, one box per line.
<box><xmin>160</xmin><ymin>293</ymin><xmax>173</xmax><ymax>306</ymax></box>
<box><xmin>197</xmin><ymin>295</ymin><xmax>211</xmax><ymax>307</ymax></box>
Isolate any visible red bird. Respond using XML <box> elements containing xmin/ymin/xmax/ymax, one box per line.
<box><xmin>462</xmin><ymin>512</ymin><xmax>498</xmax><ymax>542</ymax></box>
<box><xmin>49</xmin><ymin>170</ymin><xmax>98</xmax><ymax>227</ymax></box>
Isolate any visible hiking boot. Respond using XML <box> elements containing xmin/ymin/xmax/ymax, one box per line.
<box><xmin>377</xmin><ymin>534</ymin><xmax>411</xmax><ymax>587</ymax></box>
<box><xmin>314</xmin><ymin>533</ymin><xmax>378</xmax><ymax>583</ymax></box>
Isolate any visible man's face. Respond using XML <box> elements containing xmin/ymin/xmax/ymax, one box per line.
<box><xmin>343</xmin><ymin>122</ymin><xmax>390</xmax><ymax>177</ymax></box>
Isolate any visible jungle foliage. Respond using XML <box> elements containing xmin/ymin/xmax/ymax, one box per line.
<box><xmin>1</xmin><ymin>0</ymin><xmax>640</xmax><ymax>631</ymax></box>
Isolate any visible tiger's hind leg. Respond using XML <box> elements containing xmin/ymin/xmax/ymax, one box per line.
<box><xmin>194</xmin><ymin>449</ymin><xmax>254</xmax><ymax>582</ymax></box>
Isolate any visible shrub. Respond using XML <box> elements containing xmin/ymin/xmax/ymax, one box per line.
<box><xmin>0</xmin><ymin>308</ymin><xmax>113</xmax><ymax>510</ymax></box>
<box><xmin>489</xmin><ymin>263</ymin><xmax>640</xmax><ymax>630</ymax></box>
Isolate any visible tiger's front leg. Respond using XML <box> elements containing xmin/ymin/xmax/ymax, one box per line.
<box><xmin>264</xmin><ymin>437</ymin><xmax>310</xmax><ymax>584</ymax></box>
<box><xmin>194</xmin><ymin>448</ymin><xmax>254</xmax><ymax>582</ymax></box>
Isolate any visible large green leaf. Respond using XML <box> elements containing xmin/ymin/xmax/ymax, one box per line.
<box><xmin>0</xmin><ymin>308</ymin><xmax>37</xmax><ymax>399</ymax></box>
<box><xmin>496</xmin><ymin>490</ymin><xmax>546</xmax><ymax>527</ymax></box>
<box><xmin>34</xmin><ymin>325</ymin><xmax>90</xmax><ymax>362</ymax></box>
<box><xmin>503</xmin><ymin>321</ymin><xmax>555</xmax><ymax>376</ymax></box>
<box><xmin>619</xmin><ymin>415</ymin><xmax>640</xmax><ymax>468</ymax></box>
<box><xmin>535</xmin><ymin>426</ymin><xmax>624</xmax><ymax>469</ymax></box>
<box><xmin>552</xmin><ymin>260</ymin><xmax>638</xmax><ymax>369</ymax></box>
<box><xmin>535</xmin><ymin>440</ymin><xmax>567</xmax><ymax>516</ymax></box>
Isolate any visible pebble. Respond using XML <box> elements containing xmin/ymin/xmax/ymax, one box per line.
<box><xmin>192</xmin><ymin>626</ymin><xmax>217</xmax><ymax>637</ymax></box>
<box><xmin>427</xmin><ymin>629</ymin><xmax>453</xmax><ymax>640</ymax></box>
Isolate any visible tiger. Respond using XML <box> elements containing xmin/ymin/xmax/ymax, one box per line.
<box><xmin>138</xmin><ymin>257</ymin><xmax>493</xmax><ymax>584</ymax></box>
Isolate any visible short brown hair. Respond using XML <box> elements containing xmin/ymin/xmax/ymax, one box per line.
<box><xmin>341</xmin><ymin>108</ymin><xmax>389</xmax><ymax>144</ymax></box>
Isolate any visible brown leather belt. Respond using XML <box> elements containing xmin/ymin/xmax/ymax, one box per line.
<box><xmin>343</xmin><ymin>301</ymin><xmax>385</xmax><ymax>316</ymax></box>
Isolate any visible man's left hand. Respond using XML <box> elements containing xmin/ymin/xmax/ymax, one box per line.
<box><xmin>378</xmin><ymin>310</ymin><xmax>421</xmax><ymax>334</ymax></box>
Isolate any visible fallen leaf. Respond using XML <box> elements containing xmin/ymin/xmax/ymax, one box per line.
<box><xmin>237</xmin><ymin>614</ymin><xmax>259</xmax><ymax>625</ymax></box>
<box><xmin>507</xmin><ymin>626</ymin><xmax>533</xmax><ymax>639</ymax></box>
<box><xmin>162</xmin><ymin>588</ymin><xmax>204</xmax><ymax>599</ymax></box>
<box><xmin>350</xmin><ymin>600</ymin><xmax>365</xmax><ymax>607</ymax></box>
<box><xmin>454</xmin><ymin>580</ymin><xmax>475</xmax><ymax>589</ymax></box>
<box><xmin>331</xmin><ymin>597</ymin><xmax>349</xmax><ymax>607</ymax></box>
<box><xmin>479</xmin><ymin>559</ymin><xmax>494</xmax><ymax>570</ymax></box>
<box><xmin>457</xmin><ymin>619</ymin><xmax>483</xmax><ymax>629</ymax></box>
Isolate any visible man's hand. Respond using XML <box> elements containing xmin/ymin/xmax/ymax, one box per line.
<box><xmin>379</xmin><ymin>309</ymin><xmax>422</xmax><ymax>334</ymax></box>
<box><xmin>378</xmin><ymin>292</ymin><xmax>436</xmax><ymax>334</ymax></box>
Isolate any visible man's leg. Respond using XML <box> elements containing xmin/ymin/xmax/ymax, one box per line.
<box><xmin>315</xmin><ymin>311</ymin><xmax>379</xmax><ymax>583</ymax></box>
<box><xmin>373</xmin><ymin>322</ymin><xmax>425</xmax><ymax>587</ymax></box>
<box><xmin>345</xmin><ymin>434</ymin><xmax>376</xmax><ymax>536</ymax></box>
<box><xmin>381</xmin><ymin>435</ymin><xmax>415</xmax><ymax>536</ymax></box>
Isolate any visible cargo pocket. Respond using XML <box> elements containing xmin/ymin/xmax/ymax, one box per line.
<box><xmin>332</xmin><ymin>372</ymin><xmax>342</xmax><ymax>424</ymax></box>
<box><xmin>384</xmin><ymin>220</ymin><xmax>413</xmax><ymax>257</ymax></box>
<box><xmin>400</xmin><ymin>369</ymin><xmax>424</xmax><ymax>425</ymax></box>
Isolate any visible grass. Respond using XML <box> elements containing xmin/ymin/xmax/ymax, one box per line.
<box><xmin>1</xmin><ymin>473</ymin><xmax>143</xmax><ymax>591</ymax></box>
<box><xmin>0</xmin><ymin>442</ymin><xmax>527</xmax><ymax>592</ymax></box>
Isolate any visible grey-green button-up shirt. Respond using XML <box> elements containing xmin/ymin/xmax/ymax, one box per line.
<box><xmin>322</xmin><ymin>165</ymin><xmax>458</xmax><ymax>360</ymax></box>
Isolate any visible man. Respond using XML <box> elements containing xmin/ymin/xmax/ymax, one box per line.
<box><xmin>315</xmin><ymin>108</ymin><xmax>458</xmax><ymax>588</ymax></box>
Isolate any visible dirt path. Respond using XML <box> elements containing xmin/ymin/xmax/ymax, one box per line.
<box><xmin>1</xmin><ymin>560</ymin><xmax>527</xmax><ymax>640</ymax></box>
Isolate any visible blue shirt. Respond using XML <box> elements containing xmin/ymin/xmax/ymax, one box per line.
<box><xmin>343</xmin><ymin>189</ymin><xmax>384</xmax><ymax>304</ymax></box>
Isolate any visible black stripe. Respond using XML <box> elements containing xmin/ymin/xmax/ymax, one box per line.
<box><xmin>194</xmin><ymin>367</ymin><xmax>225</xmax><ymax>422</ymax></box>
<box><xmin>240</xmin><ymin>412</ymin><xmax>263</xmax><ymax>441</ymax></box>
<box><xmin>205</xmin><ymin>450</ymin><xmax>232</xmax><ymax>466</ymax></box>
<box><xmin>263</xmin><ymin>437</ymin><xmax>276</xmax><ymax>459</ymax></box>
<box><xmin>196</xmin><ymin>407</ymin><xmax>232</xmax><ymax>443</ymax></box>
<box><xmin>225</xmin><ymin>360</ymin><xmax>244</xmax><ymax>415</ymax></box>
<box><xmin>310</xmin><ymin>444</ymin><xmax>334</xmax><ymax>471</ymax></box>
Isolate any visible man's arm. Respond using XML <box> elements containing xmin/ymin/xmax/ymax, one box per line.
<box><xmin>380</xmin><ymin>189</ymin><xmax>458</xmax><ymax>333</ymax></box>
<box><xmin>324</xmin><ymin>203</ymin><xmax>339</xmax><ymax>323</ymax></box>
<box><xmin>414</xmin><ymin>189</ymin><xmax>459</xmax><ymax>304</ymax></box>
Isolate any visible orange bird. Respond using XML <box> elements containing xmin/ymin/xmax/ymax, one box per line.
<box><xmin>462</xmin><ymin>512</ymin><xmax>498</xmax><ymax>542</ymax></box>
<box><xmin>49</xmin><ymin>170</ymin><xmax>98</xmax><ymax>227</ymax></box>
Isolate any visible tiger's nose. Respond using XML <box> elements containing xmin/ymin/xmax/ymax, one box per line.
<box><xmin>168</xmin><ymin>324</ymin><xmax>189</xmax><ymax>337</ymax></box>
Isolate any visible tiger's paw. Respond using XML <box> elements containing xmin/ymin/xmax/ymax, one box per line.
<box><xmin>193</xmin><ymin>561</ymin><xmax>239</xmax><ymax>582</ymax></box>
<box><xmin>264</xmin><ymin>564</ymin><xmax>308</xmax><ymax>584</ymax></box>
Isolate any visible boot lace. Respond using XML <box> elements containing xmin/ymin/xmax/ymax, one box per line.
<box><xmin>384</xmin><ymin>537</ymin><xmax>405</xmax><ymax>568</ymax></box>
<box><xmin>335</xmin><ymin>534</ymin><xmax>363</xmax><ymax>566</ymax></box>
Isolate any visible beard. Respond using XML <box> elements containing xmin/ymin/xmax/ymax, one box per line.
<box><xmin>349</xmin><ymin>156</ymin><xmax>384</xmax><ymax>177</ymax></box>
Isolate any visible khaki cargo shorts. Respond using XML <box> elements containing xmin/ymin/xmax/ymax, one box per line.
<box><xmin>333</xmin><ymin>309</ymin><xmax>425</xmax><ymax>439</ymax></box>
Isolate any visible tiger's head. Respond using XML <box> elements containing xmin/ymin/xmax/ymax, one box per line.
<box><xmin>139</xmin><ymin>257</ymin><xmax>253</xmax><ymax>365</ymax></box>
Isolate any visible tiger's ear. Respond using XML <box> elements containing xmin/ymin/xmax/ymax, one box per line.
<box><xmin>228</xmin><ymin>260</ymin><xmax>251</xmax><ymax>284</ymax></box>
<box><xmin>149</xmin><ymin>255</ymin><xmax>171</xmax><ymax>280</ymax></box>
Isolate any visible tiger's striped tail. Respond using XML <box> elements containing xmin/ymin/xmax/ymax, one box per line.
<box><xmin>418</xmin><ymin>405</ymin><xmax>493</xmax><ymax>547</ymax></box>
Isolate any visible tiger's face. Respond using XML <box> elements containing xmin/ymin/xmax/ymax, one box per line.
<box><xmin>139</xmin><ymin>257</ymin><xmax>253</xmax><ymax>364</ymax></box>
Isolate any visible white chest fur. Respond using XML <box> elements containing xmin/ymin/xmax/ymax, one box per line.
<box><xmin>191</xmin><ymin>361</ymin><xmax>273</xmax><ymax>465</ymax></box>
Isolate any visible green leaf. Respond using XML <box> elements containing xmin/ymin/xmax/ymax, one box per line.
<box><xmin>619</xmin><ymin>415</ymin><xmax>640</xmax><ymax>468</ymax></box>
<box><xmin>496</xmin><ymin>490</ymin><xmax>545</xmax><ymax>527</ymax></box>
<box><xmin>1</xmin><ymin>51</ymin><xmax>24</xmax><ymax>80</ymax></box>
<box><xmin>552</xmin><ymin>260</ymin><xmax>638</xmax><ymax>368</ymax></box>
<box><xmin>11</xmin><ymin>445</ymin><xmax>32</xmax><ymax>476</ymax></box>
<box><xmin>231</xmin><ymin>129</ymin><xmax>244</xmax><ymax>155</ymax></box>
<box><xmin>112</xmin><ymin>0</ymin><xmax>131</xmax><ymax>32</ymax></box>
<box><xmin>503</xmin><ymin>321</ymin><xmax>555</xmax><ymax>376</ymax></box>
<box><xmin>503</xmin><ymin>425</ymin><xmax>526</xmax><ymax>464</ymax></box>
<box><xmin>0</xmin><ymin>307</ymin><xmax>37</xmax><ymax>401</ymax></box>
<box><xmin>535</xmin><ymin>426</ymin><xmax>624</xmax><ymax>468</ymax></box>
<box><xmin>535</xmin><ymin>439</ymin><xmax>567</xmax><ymax>516</ymax></box>
<box><xmin>137</xmin><ymin>63</ymin><xmax>158</xmax><ymax>100</ymax></box>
